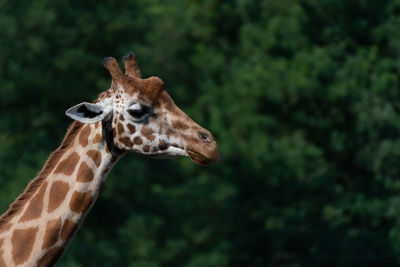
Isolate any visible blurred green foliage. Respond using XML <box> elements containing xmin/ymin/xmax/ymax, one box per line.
<box><xmin>1</xmin><ymin>0</ymin><xmax>400</xmax><ymax>266</ymax></box>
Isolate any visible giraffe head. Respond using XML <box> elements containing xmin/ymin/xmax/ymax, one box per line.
<box><xmin>65</xmin><ymin>52</ymin><xmax>219</xmax><ymax>165</ymax></box>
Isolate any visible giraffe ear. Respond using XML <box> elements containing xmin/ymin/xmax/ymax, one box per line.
<box><xmin>65</xmin><ymin>102</ymin><xmax>109</xmax><ymax>123</ymax></box>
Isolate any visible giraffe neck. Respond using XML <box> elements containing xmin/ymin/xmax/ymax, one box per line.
<box><xmin>0</xmin><ymin>121</ymin><xmax>121</xmax><ymax>266</ymax></box>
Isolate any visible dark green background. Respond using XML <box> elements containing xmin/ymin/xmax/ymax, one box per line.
<box><xmin>1</xmin><ymin>0</ymin><xmax>400</xmax><ymax>266</ymax></box>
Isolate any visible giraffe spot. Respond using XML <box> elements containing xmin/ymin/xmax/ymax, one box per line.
<box><xmin>119</xmin><ymin>114</ymin><xmax>124</xmax><ymax>121</ymax></box>
<box><xmin>54</xmin><ymin>152</ymin><xmax>80</xmax><ymax>176</ymax></box>
<box><xmin>117</xmin><ymin>123</ymin><xmax>124</xmax><ymax>135</ymax></box>
<box><xmin>93</xmin><ymin>133</ymin><xmax>103</xmax><ymax>144</ymax></box>
<box><xmin>94</xmin><ymin>122</ymin><xmax>99</xmax><ymax>129</ymax></box>
<box><xmin>42</xmin><ymin>218</ymin><xmax>62</xmax><ymax>249</ymax></box>
<box><xmin>159</xmin><ymin>140</ymin><xmax>168</xmax><ymax>150</ymax></box>
<box><xmin>113</xmin><ymin>128</ymin><xmax>117</xmax><ymax>138</ymax></box>
<box><xmin>141</xmin><ymin>126</ymin><xmax>156</xmax><ymax>141</ymax></box>
<box><xmin>172</xmin><ymin>120</ymin><xmax>189</xmax><ymax>130</ymax></box>
<box><xmin>19</xmin><ymin>181</ymin><xmax>48</xmax><ymax>222</ymax></box>
<box><xmin>48</xmin><ymin>181</ymin><xmax>69</xmax><ymax>213</ymax></box>
<box><xmin>77</xmin><ymin>162</ymin><xmax>94</xmax><ymax>183</ymax></box>
<box><xmin>69</xmin><ymin>190</ymin><xmax>93</xmax><ymax>214</ymax></box>
<box><xmin>127</xmin><ymin>124</ymin><xmax>136</xmax><ymax>134</ymax></box>
<box><xmin>37</xmin><ymin>246</ymin><xmax>63</xmax><ymax>267</ymax></box>
<box><xmin>79</xmin><ymin>125</ymin><xmax>91</xmax><ymax>147</ymax></box>
<box><xmin>143</xmin><ymin>145</ymin><xmax>150</xmax><ymax>152</ymax></box>
<box><xmin>61</xmin><ymin>219</ymin><xmax>77</xmax><ymax>241</ymax></box>
<box><xmin>11</xmin><ymin>227</ymin><xmax>38</xmax><ymax>265</ymax></box>
<box><xmin>87</xmin><ymin>150</ymin><xmax>102</xmax><ymax>167</ymax></box>
<box><xmin>120</xmin><ymin>137</ymin><xmax>132</xmax><ymax>147</ymax></box>
<box><xmin>134</xmin><ymin>136</ymin><xmax>143</xmax><ymax>145</ymax></box>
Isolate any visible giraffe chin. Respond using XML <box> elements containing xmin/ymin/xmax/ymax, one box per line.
<box><xmin>187</xmin><ymin>149</ymin><xmax>214</xmax><ymax>165</ymax></box>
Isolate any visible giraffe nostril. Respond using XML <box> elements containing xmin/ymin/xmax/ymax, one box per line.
<box><xmin>198</xmin><ymin>131</ymin><xmax>210</xmax><ymax>143</ymax></box>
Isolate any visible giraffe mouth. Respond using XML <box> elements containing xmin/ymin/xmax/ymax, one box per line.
<box><xmin>150</xmin><ymin>144</ymin><xmax>216</xmax><ymax>165</ymax></box>
<box><xmin>186</xmin><ymin>148</ymin><xmax>213</xmax><ymax>165</ymax></box>
<box><xmin>150</xmin><ymin>144</ymin><xmax>188</xmax><ymax>159</ymax></box>
<box><xmin>167</xmin><ymin>143</ymin><xmax>212</xmax><ymax>165</ymax></box>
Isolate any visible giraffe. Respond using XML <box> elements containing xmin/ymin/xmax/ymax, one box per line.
<box><xmin>0</xmin><ymin>52</ymin><xmax>219</xmax><ymax>266</ymax></box>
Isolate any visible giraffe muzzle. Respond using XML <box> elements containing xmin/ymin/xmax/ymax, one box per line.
<box><xmin>187</xmin><ymin>145</ymin><xmax>220</xmax><ymax>165</ymax></box>
<box><xmin>186</xmin><ymin>131</ymin><xmax>220</xmax><ymax>165</ymax></box>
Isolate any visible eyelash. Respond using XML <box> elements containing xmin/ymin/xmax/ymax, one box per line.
<box><xmin>128</xmin><ymin>109</ymin><xmax>146</xmax><ymax>118</ymax></box>
<box><xmin>128</xmin><ymin>105</ymin><xmax>152</xmax><ymax>120</ymax></box>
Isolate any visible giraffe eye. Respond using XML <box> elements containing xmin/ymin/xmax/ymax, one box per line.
<box><xmin>127</xmin><ymin>104</ymin><xmax>152</xmax><ymax>121</ymax></box>
<box><xmin>128</xmin><ymin>109</ymin><xmax>146</xmax><ymax>118</ymax></box>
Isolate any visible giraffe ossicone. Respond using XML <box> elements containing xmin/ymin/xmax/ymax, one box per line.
<box><xmin>0</xmin><ymin>52</ymin><xmax>219</xmax><ymax>266</ymax></box>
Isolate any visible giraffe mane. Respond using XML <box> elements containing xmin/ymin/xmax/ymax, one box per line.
<box><xmin>0</xmin><ymin>121</ymin><xmax>84</xmax><ymax>229</ymax></box>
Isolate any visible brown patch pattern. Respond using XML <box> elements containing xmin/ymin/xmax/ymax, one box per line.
<box><xmin>117</xmin><ymin>123</ymin><xmax>124</xmax><ymax>135</ymax></box>
<box><xmin>77</xmin><ymin>162</ymin><xmax>94</xmax><ymax>183</ymax></box>
<box><xmin>141</xmin><ymin>126</ymin><xmax>156</xmax><ymax>141</ymax></box>
<box><xmin>11</xmin><ymin>227</ymin><xmax>38</xmax><ymax>265</ymax></box>
<box><xmin>172</xmin><ymin>120</ymin><xmax>189</xmax><ymax>130</ymax></box>
<box><xmin>61</xmin><ymin>220</ymin><xmax>77</xmax><ymax>241</ymax></box>
<box><xmin>159</xmin><ymin>140</ymin><xmax>168</xmax><ymax>150</ymax></box>
<box><xmin>143</xmin><ymin>145</ymin><xmax>150</xmax><ymax>152</ymax></box>
<box><xmin>127</xmin><ymin>124</ymin><xmax>136</xmax><ymax>134</ymax></box>
<box><xmin>48</xmin><ymin>181</ymin><xmax>69</xmax><ymax>213</ymax></box>
<box><xmin>119</xmin><ymin>114</ymin><xmax>125</xmax><ymax>121</ymax></box>
<box><xmin>93</xmin><ymin>133</ymin><xmax>103</xmax><ymax>144</ymax></box>
<box><xmin>37</xmin><ymin>246</ymin><xmax>63</xmax><ymax>267</ymax></box>
<box><xmin>133</xmin><ymin>136</ymin><xmax>143</xmax><ymax>145</ymax></box>
<box><xmin>120</xmin><ymin>137</ymin><xmax>132</xmax><ymax>147</ymax></box>
<box><xmin>79</xmin><ymin>125</ymin><xmax>91</xmax><ymax>147</ymax></box>
<box><xmin>54</xmin><ymin>152</ymin><xmax>80</xmax><ymax>176</ymax></box>
<box><xmin>69</xmin><ymin>190</ymin><xmax>93</xmax><ymax>214</ymax></box>
<box><xmin>19</xmin><ymin>181</ymin><xmax>48</xmax><ymax>222</ymax></box>
<box><xmin>42</xmin><ymin>218</ymin><xmax>62</xmax><ymax>249</ymax></box>
<box><xmin>87</xmin><ymin>150</ymin><xmax>102</xmax><ymax>167</ymax></box>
